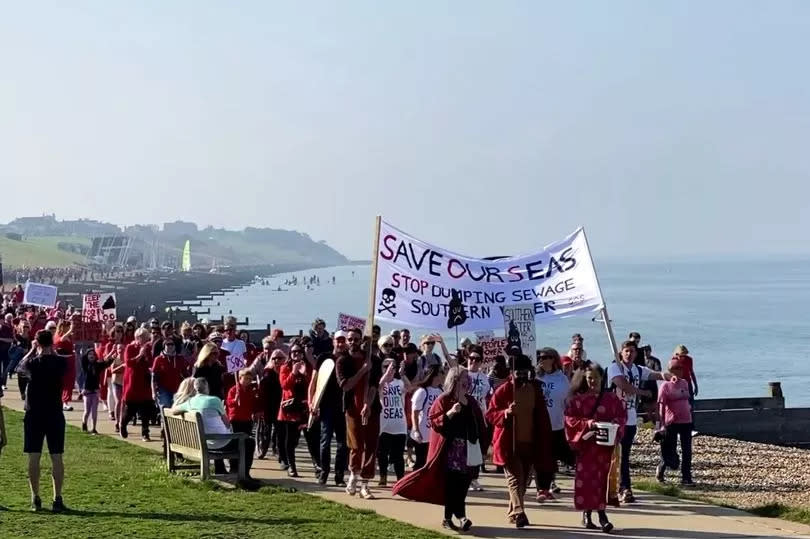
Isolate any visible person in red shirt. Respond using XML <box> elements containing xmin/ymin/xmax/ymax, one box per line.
<box><xmin>672</xmin><ymin>345</ymin><xmax>698</xmax><ymax>404</ymax></box>
<box><xmin>225</xmin><ymin>368</ymin><xmax>260</xmax><ymax>477</ymax></box>
<box><xmin>54</xmin><ymin>321</ymin><xmax>76</xmax><ymax>411</ymax></box>
<box><xmin>121</xmin><ymin>328</ymin><xmax>155</xmax><ymax>441</ymax></box>
<box><xmin>151</xmin><ymin>339</ymin><xmax>189</xmax><ymax>410</ymax></box>
<box><xmin>277</xmin><ymin>346</ymin><xmax>311</xmax><ymax>477</ymax></box>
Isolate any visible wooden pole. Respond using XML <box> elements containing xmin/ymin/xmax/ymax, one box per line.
<box><xmin>362</xmin><ymin>216</ymin><xmax>382</xmax><ymax>425</ymax></box>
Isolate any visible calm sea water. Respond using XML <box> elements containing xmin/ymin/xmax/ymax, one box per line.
<box><xmin>189</xmin><ymin>259</ymin><xmax>810</xmax><ymax>407</ymax></box>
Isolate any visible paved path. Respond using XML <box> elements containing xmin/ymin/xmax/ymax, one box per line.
<box><xmin>4</xmin><ymin>389</ymin><xmax>810</xmax><ymax>539</ymax></box>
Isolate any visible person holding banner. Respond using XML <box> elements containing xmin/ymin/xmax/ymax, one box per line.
<box><xmin>486</xmin><ymin>354</ymin><xmax>554</xmax><ymax>529</ymax></box>
<box><xmin>335</xmin><ymin>328</ymin><xmax>381</xmax><ymax>500</ymax></box>
<box><xmin>565</xmin><ymin>362</ymin><xmax>626</xmax><ymax>532</ymax></box>
<box><xmin>392</xmin><ymin>366</ymin><xmax>484</xmax><ymax>532</ymax></box>
<box><xmin>377</xmin><ymin>340</ymin><xmax>409</xmax><ymax>486</ymax></box>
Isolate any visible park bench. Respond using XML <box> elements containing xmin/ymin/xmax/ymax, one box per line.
<box><xmin>162</xmin><ymin>408</ymin><xmax>249</xmax><ymax>481</ymax></box>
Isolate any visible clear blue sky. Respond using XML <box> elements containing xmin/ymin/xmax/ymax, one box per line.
<box><xmin>1</xmin><ymin>2</ymin><xmax>808</xmax><ymax>260</ymax></box>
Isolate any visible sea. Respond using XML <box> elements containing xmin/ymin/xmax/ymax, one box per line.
<box><xmin>187</xmin><ymin>259</ymin><xmax>810</xmax><ymax>407</ymax></box>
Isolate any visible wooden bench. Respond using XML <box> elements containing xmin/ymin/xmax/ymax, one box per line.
<box><xmin>162</xmin><ymin>408</ymin><xmax>249</xmax><ymax>481</ymax></box>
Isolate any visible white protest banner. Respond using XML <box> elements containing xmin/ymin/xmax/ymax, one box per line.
<box><xmin>372</xmin><ymin>220</ymin><xmax>603</xmax><ymax>330</ymax></box>
<box><xmin>82</xmin><ymin>293</ymin><xmax>117</xmax><ymax>323</ymax></box>
<box><xmin>23</xmin><ymin>282</ymin><xmax>58</xmax><ymax>307</ymax></box>
<box><xmin>474</xmin><ymin>330</ymin><xmax>495</xmax><ymax>343</ymax></box>
<box><xmin>502</xmin><ymin>303</ymin><xmax>537</xmax><ymax>361</ymax></box>
<box><xmin>481</xmin><ymin>337</ymin><xmax>508</xmax><ymax>363</ymax></box>
<box><xmin>337</xmin><ymin>312</ymin><xmax>366</xmax><ymax>332</ymax></box>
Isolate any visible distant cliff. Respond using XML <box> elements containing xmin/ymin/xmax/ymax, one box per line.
<box><xmin>1</xmin><ymin>216</ymin><xmax>348</xmax><ymax>268</ymax></box>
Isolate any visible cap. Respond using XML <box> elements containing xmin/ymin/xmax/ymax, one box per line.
<box><xmin>126</xmin><ymin>316</ymin><xmax>137</xmax><ymax>324</ymax></box>
<box><xmin>45</xmin><ymin>321</ymin><xmax>58</xmax><ymax>330</ymax></box>
<box><xmin>560</xmin><ymin>355</ymin><xmax>573</xmax><ymax>366</ymax></box>
<box><xmin>334</xmin><ymin>330</ymin><xmax>348</xmax><ymax>340</ymax></box>
<box><xmin>208</xmin><ymin>331</ymin><xmax>224</xmax><ymax>341</ymax></box>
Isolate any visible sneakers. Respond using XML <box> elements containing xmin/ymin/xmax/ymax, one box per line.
<box><xmin>469</xmin><ymin>479</ymin><xmax>483</xmax><ymax>492</ymax></box>
<box><xmin>619</xmin><ymin>488</ymin><xmax>636</xmax><ymax>504</ymax></box>
<box><xmin>551</xmin><ymin>481</ymin><xmax>561</xmax><ymax>494</ymax></box>
<box><xmin>536</xmin><ymin>490</ymin><xmax>555</xmax><ymax>503</ymax></box>
<box><xmin>515</xmin><ymin>512</ymin><xmax>530</xmax><ymax>529</ymax></box>
<box><xmin>31</xmin><ymin>496</ymin><xmax>42</xmax><ymax>512</ymax></box>
<box><xmin>91</xmin><ymin>429</ymin><xmax>99</xmax><ymax>436</ymax></box>
<box><xmin>460</xmin><ymin>518</ymin><xmax>473</xmax><ymax>531</ymax></box>
<box><xmin>52</xmin><ymin>497</ymin><xmax>68</xmax><ymax>514</ymax></box>
<box><xmin>656</xmin><ymin>463</ymin><xmax>666</xmax><ymax>483</ymax></box>
<box><xmin>345</xmin><ymin>476</ymin><xmax>358</xmax><ymax>496</ymax></box>
<box><xmin>334</xmin><ymin>478</ymin><xmax>346</xmax><ymax>488</ymax></box>
<box><xmin>442</xmin><ymin>519</ymin><xmax>459</xmax><ymax>531</ymax></box>
<box><xmin>141</xmin><ymin>434</ymin><xmax>151</xmax><ymax>442</ymax></box>
<box><xmin>317</xmin><ymin>473</ymin><xmax>328</xmax><ymax>486</ymax></box>
<box><xmin>360</xmin><ymin>484</ymin><xmax>375</xmax><ymax>500</ymax></box>
<box><xmin>681</xmin><ymin>479</ymin><xmax>696</xmax><ymax>488</ymax></box>
<box><xmin>62</xmin><ymin>404</ymin><xmax>73</xmax><ymax>411</ymax></box>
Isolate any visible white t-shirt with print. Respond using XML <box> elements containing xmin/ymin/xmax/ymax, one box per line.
<box><xmin>538</xmin><ymin>370</ymin><xmax>569</xmax><ymax>431</ymax></box>
<box><xmin>607</xmin><ymin>361</ymin><xmax>654</xmax><ymax>426</ymax></box>
<box><xmin>221</xmin><ymin>338</ymin><xmax>247</xmax><ymax>373</ymax></box>
<box><xmin>411</xmin><ymin>386</ymin><xmax>442</xmax><ymax>440</ymax></box>
<box><xmin>379</xmin><ymin>378</ymin><xmax>407</xmax><ymax>435</ymax></box>
<box><xmin>468</xmin><ymin>370</ymin><xmax>491</xmax><ymax>414</ymax></box>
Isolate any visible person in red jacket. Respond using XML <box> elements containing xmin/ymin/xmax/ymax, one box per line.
<box><xmin>121</xmin><ymin>328</ymin><xmax>155</xmax><ymax>441</ymax></box>
<box><xmin>486</xmin><ymin>354</ymin><xmax>554</xmax><ymax>529</ymax></box>
<box><xmin>277</xmin><ymin>346</ymin><xmax>311</xmax><ymax>477</ymax></box>
<box><xmin>54</xmin><ymin>321</ymin><xmax>76</xmax><ymax>411</ymax></box>
<box><xmin>225</xmin><ymin>368</ymin><xmax>260</xmax><ymax>475</ymax></box>
<box><xmin>151</xmin><ymin>339</ymin><xmax>189</xmax><ymax>410</ymax></box>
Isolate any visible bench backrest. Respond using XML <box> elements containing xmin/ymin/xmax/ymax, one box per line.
<box><xmin>163</xmin><ymin>409</ymin><xmax>206</xmax><ymax>454</ymax></box>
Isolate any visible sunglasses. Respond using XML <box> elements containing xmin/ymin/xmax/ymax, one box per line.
<box><xmin>425</xmin><ymin>342</ymin><xmax>435</xmax><ymax>346</ymax></box>
<box><xmin>382</xmin><ymin>343</ymin><xmax>393</xmax><ymax>348</ymax></box>
<box><xmin>469</xmin><ymin>355</ymin><xmax>482</xmax><ymax>361</ymax></box>
<box><xmin>539</xmin><ymin>355</ymin><xmax>552</xmax><ymax>360</ymax></box>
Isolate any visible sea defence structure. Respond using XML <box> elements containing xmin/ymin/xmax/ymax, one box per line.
<box><xmin>694</xmin><ymin>382</ymin><xmax>810</xmax><ymax>448</ymax></box>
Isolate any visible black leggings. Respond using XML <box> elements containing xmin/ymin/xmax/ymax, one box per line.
<box><xmin>445</xmin><ymin>469</ymin><xmax>472</xmax><ymax>520</ymax></box>
<box><xmin>536</xmin><ymin>428</ymin><xmax>575</xmax><ymax>490</ymax></box>
<box><xmin>230</xmin><ymin>420</ymin><xmax>255</xmax><ymax>475</ymax></box>
<box><xmin>305</xmin><ymin>419</ymin><xmax>321</xmax><ymax>469</ymax></box>
<box><xmin>121</xmin><ymin>400</ymin><xmax>154</xmax><ymax>436</ymax></box>
<box><xmin>277</xmin><ymin>421</ymin><xmax>302</xmax><ymax>471</ymax></box>
<box><xmin>414</xmin><ymin>442</ymin><xmax>429</xmax><ymax>470</ymax></box>
<box><xmin>378</xmin><ymin>433</ymin><xmax>406</xmax><ymax>480</ymax></box>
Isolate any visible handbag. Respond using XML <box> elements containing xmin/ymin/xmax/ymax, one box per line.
<box><xmin>466</xmin><ymin>440</ymin><xmax>483</xmax><ymax>467</ymax></box>
<box><xmin>281</xmin><ymin>398</ymin><xmax>305</xmax><ymax>414</ymax></box>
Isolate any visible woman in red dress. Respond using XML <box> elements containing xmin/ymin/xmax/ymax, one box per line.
<box><xmin>564</xmin><ymin>362</ymin><xmax>626</xmax><ymax>533</ymax></box>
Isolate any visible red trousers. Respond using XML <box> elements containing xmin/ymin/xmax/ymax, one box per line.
<box><xmin>346</xmin><ymin>411</ymin><xmax>380</xmax><ymax>480</ymax></box>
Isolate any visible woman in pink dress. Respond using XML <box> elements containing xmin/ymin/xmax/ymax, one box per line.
<box><xmin>565</xmin><ymin>362</ymin><xmax>626</xmax><ymax>533</ymax></box>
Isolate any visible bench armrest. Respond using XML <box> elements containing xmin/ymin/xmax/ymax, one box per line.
<box><xmin>204</xmin><ymin>433</ymin><xmax>250</xmax><ymax>441</ymax></box>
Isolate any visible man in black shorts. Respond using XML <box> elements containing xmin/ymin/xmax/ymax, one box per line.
<box><xmin>16</xmin><ymin>329</ymin><xmax>68</xmax><ymax>513</ymax></box>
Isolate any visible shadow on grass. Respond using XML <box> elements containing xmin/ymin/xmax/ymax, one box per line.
<box><xmin>3</xmin><ymin>507</ymin><xmax>320</xmax><ymax>526</ymax></box>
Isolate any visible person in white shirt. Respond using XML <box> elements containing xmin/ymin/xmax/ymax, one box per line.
<box><xmin>221</xmin><ymin>318</ymin><xmax>247</xmax><ymax>374</ymax></box>
<box><xmin>377</xmin><ymin>356</ymin><xmax>410</xmax><ymax>486</ymax></box>
<box><xmin>466</xmin><ymin>348</ymin><xmax>490</xmax><ymax>490</ymax></box>
<box><xmin>607</xmin><ymin>340</ymin><xmax>672</xmax><ymax>504</ymax></box>
<box><xmin>535</xmin><ymin>348</ymin><xmax>571</xmax><ymax>502</ymax></box>
<box><xmin>410</xmin><ymin>365</ymin><xmax>444</xmax><ymax>470</ymax></box>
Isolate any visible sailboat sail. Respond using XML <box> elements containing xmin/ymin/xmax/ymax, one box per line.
<box><xmin>181</xmin><ymin>240</ymin><xmax>191</xmax><ymax>272</ymax></box>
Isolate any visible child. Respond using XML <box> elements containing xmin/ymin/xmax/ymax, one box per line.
<box><xmin>656</xmin><ymin>358</ymin><xmax>694</xmax><ymax>486</ymax></box>
<box><xmin>226</xmin><ymin>368</ymin><xmax>261</xmax><ymax>476</ymax></box>
<box><xmin>81</xmin><ymin>349</ymin><xmax>114</xmax><ymax>434</ymax></box>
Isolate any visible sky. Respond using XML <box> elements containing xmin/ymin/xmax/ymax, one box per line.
<box><xmin>1</xmin><ymin>1</ymin><xmax>808</xmax><ymax>261</ymax></box>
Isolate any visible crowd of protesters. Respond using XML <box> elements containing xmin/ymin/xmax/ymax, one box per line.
<box><xmin>1</xmin><ymin>292</ymin><xmax>701</xmax><ymax>531</ymax></box>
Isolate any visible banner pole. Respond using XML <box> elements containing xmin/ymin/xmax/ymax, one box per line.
<box><xmin>361</xmin><ymin>216</ymin><xmax>382</xmax><ymax>426</ymax></box>
<box><xmin>581</xmin><ymin>228</ymin><xmax>619</xmax><ymax>361</ymax></box>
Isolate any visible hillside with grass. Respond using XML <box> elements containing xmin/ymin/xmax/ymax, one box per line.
<box><xmin>0</xmin><ymin>235</ymin><xmax>91</xmax><ymax>268</ymax></box>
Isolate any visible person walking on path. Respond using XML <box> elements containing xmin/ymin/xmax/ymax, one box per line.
<box><xmin>535</xmin><ymin>347</ymin><xmax>572</xmax><ymax>502</ymax></box>
<box><xmin>377</xmin><ymin>353</ymin><xmax>409</xmax><ymax>486</ymax></box>
<box><xmin>336</xmin><ymin>328</ymin><xmax>382</xmax><ymax>500</ymax></box>
<box><xmin>392</xmin><ymin>366</ymin><xmax>485</xmax><ymax>533</ymax></box>
<box><xmin>80</xmin><ymin>349</ymin><xmax>113</xmax><ymax>434</ymax></box>
<box><xmin>277</xmin><ymin>345</ymin><xmax>311</xmax><ymax>477</ymax></box>
<box><xmin>672</xmin><ymin>345</ymin><xmax>698</xmax><ymax>406</ymax></box>
<box><xmin>54</xmin><ymin>321</ymin><xmax>76</xmax><ymax>411</ymax></box>
<box><xmin>226</xmin><ymin>368</ymin><xmax>261</xmax><ymax>477</ymax></box>
<box><xmin>256</xmin><ymin>348</ymin><xmax>283</xmax><ymax>460</ymax></box>
<box><xmin>309</xmin><ymin>333</ymin><xmax>348</xmax><ymax>487</ymax></box>
<box><xmin>565</xmin><ymin>362</ymin><xmax>626</xmax><ymax>533</ymax></box>
<box><xmin>656</xmin><ymin>357</ymin><xmax>695</xmax><ymax>486</ymax></box>
<box><xmin>486</xmin><ymin>354</ymin><xmax>554</xmax><ymax>529</ymax></box>
<box><xmin>17</xmin><ymin>330</ymin><xmax>69</xmax><ymax>513</ymax></box>
<box><xmin>607</xmin><ymin>340</ymin><xmax>672</xmax><ymax>504</ymax></box>
<box><xmin>121</xmin><ymin>328</ymin><xmax>155</xmax><ymax>442</ymax></box>
<box><xmin>410</xmin><ymin>365</ymin><xmax>444</xmax><ymax>471</ymax></box>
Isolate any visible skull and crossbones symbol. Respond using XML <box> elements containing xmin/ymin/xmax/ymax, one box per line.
<box><xmin>378</xmin><ymin>287</ymin><xmax>397</xmax><ymax>317</ymax></box>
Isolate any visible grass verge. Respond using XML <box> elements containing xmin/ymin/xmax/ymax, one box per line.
<box><xmin>635</xmin><ymin>479</ymin><xmax>810</xmax><ymax>527</ymax></box>
<box><xmin>0</xmin><ymin>408</ymin><xmax>441</xmax><ymax>539</ymax></box>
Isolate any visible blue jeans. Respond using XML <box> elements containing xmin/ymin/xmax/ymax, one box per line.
<box><xmin>620</xmin><ymin>425</ymin><xmax>637</xmax><ymax>490</ymax></box>
<box><xmin>319</xmin><ymin>404</ymin><xmax>348</xmax><ymax>482</ymax></box>
<box><xmin>157</xmin><ymin>389</ymin><xmax>174</xmax><ymax>410</ymax></box>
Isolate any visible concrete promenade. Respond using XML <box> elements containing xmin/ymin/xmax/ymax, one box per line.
<box><xmin>3</xmin><ymin>390</ymin><xmax>810</xmax><ymax>539</ymax></box>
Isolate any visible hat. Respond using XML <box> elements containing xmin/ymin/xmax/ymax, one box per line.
<box><xmin>45</xmin><ymin>321</ymin><xmax>57</xmax><ymax>330</ymax></box>
<box><xmin>334</xmin><ymin>330</ymin><xmax>348</xmax><ymax>340</ymax></box>
<box><xmin>459</xmin><ymin>337</ymin><xmax>473</xmax><ymax>347</ymax></box>
<box><xmin>208</xmin><ymin>331</ymin><xmax>224</xmax><ymax>341</ymax></box>
<box><xmin>378</xmin><ymin>336</ymin><xmax>394</xmax><ymax>348</ymax></box>
<box><xmin>420</xmin><ymin>335</ymin><xmax>436</xmax><ymax>346</ymax></box>
<box><xmin>561</xmin><ymin>355</ymin><xmax>573</xmax><ymax>366</ymax></box>
<box><xmin>126</xmin><ymin>315</ymin><xmax>137</xmax><ymax>324</ymax></box>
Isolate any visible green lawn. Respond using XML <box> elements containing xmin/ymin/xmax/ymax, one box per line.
<box><xmin>0</xmin><ymin>408</ymin><xmax>441</xmax><ymax>539</ymax></box>
<box><xmin>0</xmin><ymin>236</ymin><xmax>89</xmax><ymax>268</ymax></box>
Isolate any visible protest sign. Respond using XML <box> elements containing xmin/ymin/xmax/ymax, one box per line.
<box><xmin>481</xmin><ymin>337</ymin><xmax>508</xmax><ymax>363</ymax></box>
<box><xmin>82</xmin><ymin>293</ymin><xmax>117</xmax><ymax>323</ymax></box>
<box><xmin>72</xmin><ymin>318</ymin><xmax>103</xmax><ymax>343</ymax></box>
<box><xmin>372</xmin><ymin>220</ymin><xmax>603</xmax><ymax>330</ymax></box>
<box><xmin>23</xmin><ymin>282</ymin><xmax>58</xmax><ymax>307</ymax></box>
<box><xmin>501</xmin><ymin>303</ymin><xmax>537</xmax><ymax>360</ymax></box>
<box><xmin>474</xmin><ymin>330</ymin><xmax>494</xmax><ymax>343</ymax></box>
<box><xmin>337</xmin><ymin>312</ymin><xmax>366</xmax><ymax>332</ymax></box>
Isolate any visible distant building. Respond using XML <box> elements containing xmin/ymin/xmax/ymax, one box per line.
<box><xmin>163</xmin><ymin>220</ymin><xmax>198</xmax><ymax>237</ymax></box>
